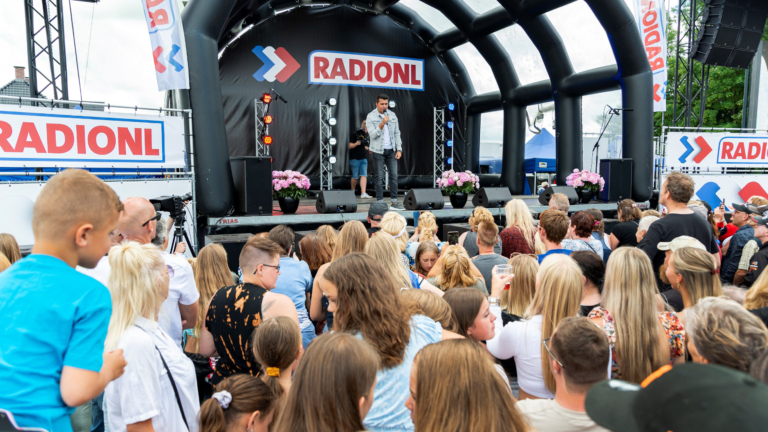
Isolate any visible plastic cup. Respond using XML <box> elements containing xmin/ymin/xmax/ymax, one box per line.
<box><xmin>493</xmin><ymin>265</ymin><xmax>514</xmax><ymax>290</ymax></box>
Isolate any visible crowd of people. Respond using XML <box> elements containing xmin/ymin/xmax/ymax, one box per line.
<box><xmin>2</xmin><ymin>168</ymin><xmax>768</xmax><ymax>432</ymax></box>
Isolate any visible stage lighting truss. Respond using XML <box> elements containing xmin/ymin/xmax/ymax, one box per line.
<box><xmin>255</xmin><ymin>98</ymin><xmax>271</xmax><ymax>156</ymax></box>
<box><xmin>433</xmin><ymin>107</ymin><xmax>446</xmax><ymax>185</ymax></box>
<box><xmin>319</xmin><ymin>101</ymin><xmax>336</xmax><ymax>190</ymax></box>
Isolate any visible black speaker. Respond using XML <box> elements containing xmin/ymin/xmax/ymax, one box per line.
<box><xmin>538</xmin><ymin>186</ymin><xmax>578</xmax><ymax>206</ymax></box>
<box><xmin>204</xmin><ymin>233</ymin><xmax>253</xmax><ymax>272</ymax></box>
<box><xmin>599</xmin><ymin>159</ymin><xmax>633</xmax><ymax>202</ymax></box>
<box><xmin>230</xmin><ymin>157</ymin><xmax>272</xmax><ymax>215</ymax></box>
<box><xmin>404</xmin><ymin>188</ymin><xmax>445</xmax><ymax>210</ymax></box>
<box><xmin>690</xmin><ymin>0</ymin><xmax>768</xmax><ymax>69</ymax></box>
<box><xmin>316</xmin><ymin>190</ymin><xmax>358</xmax><ymax>214</ymax></box>
<box><xmin>472</xmin><ymin>187</ymin><xmax>513</xmax><ymax>208</ymax></box>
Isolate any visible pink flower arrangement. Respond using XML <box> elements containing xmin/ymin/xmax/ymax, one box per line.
<box><xmin>436</xmin><ymin>169</ymin><xmax>480</xmax><ymax>195</ymax></box>
<box><xmin>566</xmin><ymin>169</ymin><xmax>605</xmax><ymax>192</ymax></box>
<box><xmin>272</xmin><ymin>170</ymin><xmax>310</xmax><ymax>199</ymax></box>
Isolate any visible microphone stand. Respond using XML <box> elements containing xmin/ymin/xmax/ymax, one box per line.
<box><xmin>591</xmin><ymin>106</ymin><xmax>621</xmax><ymax>173</ymax></box>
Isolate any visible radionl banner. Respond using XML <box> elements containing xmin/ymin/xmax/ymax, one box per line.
<box><xmin>0</xmin><ymin>105</ymin><xmax>187</xmax><ymax>168</ymax></box>
<box><xmin>666</xmin><ymin>132</ymin><xmax>768</xmax><ymax>169</ymax></box>
<box><xmin>634</xmin><ymin>0</ymin><xmax>667</xmax><ymax>112</ymax></box>
<box><xmin>662</xmin><ymin>173</ymin><xmax>768</xmax><ymax>211</ymax></box>
<box><xmin>309</xmin><ymin>51</ymin><xmax>424</xmax><ymax>91</ymax></box>
<box><xmin>140</xmin><ymin>0</ymin><xmax>190</xmax><ymax>91</ymax></box>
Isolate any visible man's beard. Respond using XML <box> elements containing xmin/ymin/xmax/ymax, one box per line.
<box><xmin>659</xmin><ymin>264</ymin><xmax>670</xmax><ymax>285</ymax></box>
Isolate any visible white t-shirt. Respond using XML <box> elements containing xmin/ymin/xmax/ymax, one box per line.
<box><xmin>161</xmin><ymin>253</ymin><xmax>199</xmax><ymax>347</ymax></box>
<box><xmin>516</xmin><ymin>399</ymin><xmax>610</xmax><ymax>432</ymax></box>
<box><xmin>105</xmin><ymin>316</ymin><xmax>200</xmax><ymax>432</ymax></box>
<box><xmin>486</xmin><ymin>308</ymin><xmax>554</xmax><ymax>399</ymax></box>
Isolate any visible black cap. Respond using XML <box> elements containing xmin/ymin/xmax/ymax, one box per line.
<box><xmin>368</xmin><ymin>202</ymin><xmax>388</xmax><ymax>220</ymax></box>
<box><xmin>732</xmin><ymin>203</ymin><xmax>763</xmax><ymax>215</ymax></box>
<box><xmin>585</xmin><ymin>363</ymin><xmax>768</xmax><ymax>432</ymax></box>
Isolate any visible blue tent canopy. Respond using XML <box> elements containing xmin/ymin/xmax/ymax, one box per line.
<box><xmin>524</xmin><ymin>128</ymin><xmax>556</xmax><ymax>173</ymax></box>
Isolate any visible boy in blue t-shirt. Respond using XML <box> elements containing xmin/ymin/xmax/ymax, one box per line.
<box><xmin>0</xmin><ymin>169</ymin><xmax>127</xmax><ymax>431</ymax></box>
<box><xmin>537</xmin><ymin>209</ymin><xmax>573</xmax><ymax>264</ymax></box>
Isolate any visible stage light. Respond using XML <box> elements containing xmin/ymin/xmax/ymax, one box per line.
<box><xmin>448</xmin><ymin>103</ymin><xmax>455</xmax><ymax>111</ymax></box>
<box><xmin>329</xmin><ymin>137</ymin><xmax>337</xmax><ymax>146</ymax></box>
<box><xmin>328</xmin><ymin>117</ymin><xmax>337</xmax><ymax>126</ymax></box>
<box><xmin>327</xmin><ymin>97</ymin><xmax>337</xmax><ymax>106</ymax></box>
<box><xmin>262</xmin><ymin>93</ymin><xmax>272</xmax><ymax>104</ymax></box>
<box><xmin>264</xmin><ymin>135</ymin><xmax>273</xmax><ymax>145</ymax></box>
<box><xmin>263</xmin><ymin>115</ymin><xmax>273</xmax><ymax>124</ymax></box>
<box><xmin>329</xmin><ymin>155</ymin><xmax>337</xmax><ymax>164</ymax></box>
<box><xmin>447</xmin><ymin>121</ymin><xmax>453</xmax><ymax>129</ymax></box>
<box><xmin>447</xmin><ymin>157</ymin><xmax>453</xmax><ymax>165</ymax></box>
<box><xmin>447</xmin><ymin>140</ymin><xmax>453</xmax><ymax>147</ymax></box>
<box><xmin>389</xmin><ymin>100</ymin><xmax>396</xmax><ymax>109</ymax></box>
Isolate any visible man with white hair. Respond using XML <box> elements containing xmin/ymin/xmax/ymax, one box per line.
<box><xmin>117</xmin><ymin>197</ymin><xmax>199</xmax><ymax>347</ymax></box>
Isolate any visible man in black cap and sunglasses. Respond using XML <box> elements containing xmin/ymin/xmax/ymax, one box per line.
<box><xmin>722</xmin><ymin>202</ymin><xmax>763</xmax><ymax>284</ymax></box>
<box><xmin>744</xmin><ymin>209</ymin><xmax>768</xmax><ymax>287</ymax></box>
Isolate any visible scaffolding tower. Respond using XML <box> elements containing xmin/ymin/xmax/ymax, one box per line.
<box><xmin>24</xmin><ymin>0</ymin><xmax>69</xmax><ymax>105</ymax></box>
<box><xmin>670</xmin><ymin>0</ymin><xmax>710</xmax><ymax>128</ymax></box>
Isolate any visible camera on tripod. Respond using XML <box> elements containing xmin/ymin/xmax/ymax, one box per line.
<box><xmin>150</xmin><ymin>193</ymin><xmax>195</xmax><ymax>257</ymax></box>
<box><xmin>150</xmin><ymin>192</ymin><xmax>192</xmax><ymax>218</ymax></box>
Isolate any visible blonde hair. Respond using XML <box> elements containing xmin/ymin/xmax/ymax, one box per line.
<box><xmin>316</xmin><ymin>225</ymin><xmax>338</xmax><ymax>252</ymax></box>
<box><xmin>105</xmin><ymin>241</ymin><xmax>166</xmax><ymax>350</ymax></box>
<box><xmin>412</xmin><ymin>340</ymin><xmax>530</xmax><ymax>432</ymax></box>
<box><xmin>0</xmin><ymin>252</ymin><xmax>10</xmax><ymax>273</ymax></box>
<box><xmin>745</xmin><ymin>270</ymin><xmax>768</xmax><ymax>310</ymax></box>
<box><xmin>0</xmin><ymin>233</ymin><xmax>21</xmax><ymax>264</ymax></box>
<box><xmin>501</xmin><ymin>254</ymin><xmax>538</xmax><ymax>317</ymax></box>
<box><xmin>504</xmin><ymin>199</ymin><xmax>536</xmax><ymax>251</ymax></box>
<box><xmin>380</xmin><ymin>211</ymin><xmax>408</xmax><ymax>252</ymax></box>
<box><xmin>417</xmin><ymin>212</ymin><xmax>438</xmax><ymax>242</ymax></box>
<box><xmin>190</xmin><ymin>243</ymin><xmax>233</xmax><ymax>352</ymax></box>
<box><xmin>524</xmin><ymin>254</ymin><xmax>582</xmax><ymax>392</ymax></box>
<box><xmin>601</xmin><ymin>247</ymin><xmax>667</xmax><ymax>384</ymax></box>
<box><xmin>642</xmin><ymin>209</ymin><xmax>661</xmax><ymax>218</ymax></box>
<box><xmin>534</xmin><ymin>232</ymin><xmax>546</xmax><ymax>254</ymax></box>
<box><xmin>33</xmin><ymin>169</ymin><xmax>123</xmax><ymax>240</ymax></box>
<box><xmin>435</xmin><ymin>245</ymin><xmax>478</xmax><ymax>291</ymax></box>
<box><xmin>365</xmin><ymin>232</ymin><xmax>413</xmax><ymax>289</ymax></box>
<box><xmin>469</xmin><ymin>206</ymin><xmax>494</xmax><ymax>231</ymax></box>
<box><xmin>332</xmin><ymin>221</ymin><xmax>368</xmax><ymax>261</ymax></box>
<box><xmin>687</xmin><ymin>297</ymin><xmax>768</xmax><ymax>373</ymax></box>
<box><xmin>670</xmin><ymin>247</ymin><xmax>722</xmax><ymax>306</ymax></box>
<box><xmin>400</xmin><ymin>289</ymin><xmax>457</xmax><ymax>332</ymax></box>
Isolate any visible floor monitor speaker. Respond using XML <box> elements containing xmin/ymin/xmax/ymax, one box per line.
<box><xmin>472</xmin><ymin>187</ymin><xmax>513</xmax><ymax>208</ymax></box>
<box><xmin>230</xmin><ymin>157</ymin><xmax>272</xmax><ymax>215</ymax></box>
<box><xmin>538</xmin><ymin>186</ymin><xmax>578</xmax><ymax>206</ymax></box>
<box><xmin>316</xmin><ymin>190</ymin><xmax>358</xmax><ymax>214</ymax></box>
<box><xmin>404</xmin><ymin>189</ymin><xmax>445</xmax><ymax>210</ymax></box>
<box><xmin>204</xmin><ymin>234</ymin><xmax>252</xmax><ymax>272</ymax></box>
<box><xmin>599</xmin><ymin>159</ymin><xmax>633</xmax><ymax>202</ymax></box>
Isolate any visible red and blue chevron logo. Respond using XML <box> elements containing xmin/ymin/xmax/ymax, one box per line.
<box><xmin>678</xmin><ymin>135</ymin><xmax>712</xmax><ymax>164</ymax></box>
<box><xmin>252</xmin><ymin>46</ymin><xmax>300</xmax><ymax>83</ymax></box>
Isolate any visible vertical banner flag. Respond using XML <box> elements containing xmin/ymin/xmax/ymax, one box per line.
<box><xmin>140</xmin><ymin>0</ymin><xmax>190</xmax><ymax>91</ymax></box>
<box><xmin>635</xmin><ymin>0</ymin><xmax>667</xmax><ymax>112</ymax></box>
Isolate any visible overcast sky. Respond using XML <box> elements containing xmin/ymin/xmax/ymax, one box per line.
<box><xmin>1</xmin><ymin>0</ymin><xmax>636</xmax><ymax>131</ymax></box>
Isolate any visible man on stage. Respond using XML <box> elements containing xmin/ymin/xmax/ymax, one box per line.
<box><xmin>366</xmin><ymin>93</ymin><xmax>404</xmax><ymax>210</ymax></box>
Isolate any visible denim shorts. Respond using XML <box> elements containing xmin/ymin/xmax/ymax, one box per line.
<box><xmin>349</xmin><ymin>158</ymin><xmax>368</xmax><ymax>179</ymax></box>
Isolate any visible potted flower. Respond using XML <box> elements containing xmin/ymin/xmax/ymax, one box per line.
<box><xmin>436</xmin><ymin>169</ymin><xmax>480</xmax><ymax>209</ymax></box>
<box><xmin>565</xmin><ymin>169</ymin><xmax>605</xmax><ymax>203</ymax></box>
<box><xmin>272</xmin><ymin>170</ymin><xmax>310</xmax><ymax>214</ymax></box>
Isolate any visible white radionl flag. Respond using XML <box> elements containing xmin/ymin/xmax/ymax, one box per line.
<box><xmin>140</xmin><ymin>0</ymin><xmax>190</xmax><ymax>91</ymax></box>
<box><xmin>634</xmin><ymin>0</ymin><xmax>667</xmax><ymax>112</ymax></box>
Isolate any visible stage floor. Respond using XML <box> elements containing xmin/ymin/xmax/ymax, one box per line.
<box><xmin>207</xmin><ymin>193</ymin><xmax>631</xmax><ymax>228</ymax></box>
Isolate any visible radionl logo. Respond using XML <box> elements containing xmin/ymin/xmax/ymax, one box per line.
<box><xmin>252</xmin><ymin>46</ymin><xmax>300</xmax><ymax>83</ymax></box>
<box><xmin>309</xmin><ymin>51</ymin><xmax>424</xmax><ymax>91</ymax></box>
<box><xmin>678</xmin><ymin>135</ymin><xmax>711</xmax><ymax>164</ymax></box>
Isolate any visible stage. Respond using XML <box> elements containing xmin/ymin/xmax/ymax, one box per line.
<box><xmin>206</xmin><ymin>193</ymin><xmax>633</xmax><ymax>229</ymax></box>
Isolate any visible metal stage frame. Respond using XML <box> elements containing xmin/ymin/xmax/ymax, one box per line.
<box><xmin>207</xmin><ymin>196</ymin><xmax>632</xmax><ymax>228</ymax></box>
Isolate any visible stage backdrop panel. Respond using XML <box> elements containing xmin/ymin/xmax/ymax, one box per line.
<box><xmin>218</xmin><ymin>6</ymin><xmax>463</xmax><ymax>178</ymax></box>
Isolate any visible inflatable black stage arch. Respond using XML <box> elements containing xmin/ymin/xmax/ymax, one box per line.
<box><xmin>180</xmin><ymin>0</ymin><xmax>653</xmax><ymax>217</ymax></box>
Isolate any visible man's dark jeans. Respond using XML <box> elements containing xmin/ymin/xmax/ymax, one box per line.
<box><xmin>373</xmin><ymin>149</ymin><xmax>398</xmax><ymax>202</ymax></box>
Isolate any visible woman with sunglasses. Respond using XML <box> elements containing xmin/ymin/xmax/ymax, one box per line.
<box><xmin>104</xmin><ymin>241</ymin><xmax>200</xmax><ymax>432</ymax></box>
<box><xmin>200</xmin><ymin>237</ymin><xmax>300</xmax><ymax>388</ymax></box>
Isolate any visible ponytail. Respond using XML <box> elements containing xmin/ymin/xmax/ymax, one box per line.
<box><xmin>199</xmin><ymin>375</ymin><xmax>277</xmax><ymax>432</ymax></box>
<box><xmin>252</xmin><ymin>317</ymin><xmax>302</xmax><ymax>401</ymax></box>
<box><xmin>418</xmin><ymin>212</ymin><xmax>438</xmax><ymax>243</ymax></box>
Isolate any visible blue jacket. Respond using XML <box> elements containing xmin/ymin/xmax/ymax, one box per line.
<box><xmin>721</xmin><ymin>224</ymin><xmax>757</xmax><ymax>283</ymax></box>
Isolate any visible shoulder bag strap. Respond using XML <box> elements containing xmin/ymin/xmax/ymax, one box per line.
<box><xmin>579</xmin><ymin>239</ymin><xmax>599</xmax><ymax>255</ymax></box>
<box><xmin>136</xmin><ymin>326</ymin><xmax>190</xmax><ymax>431</ymax></box>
